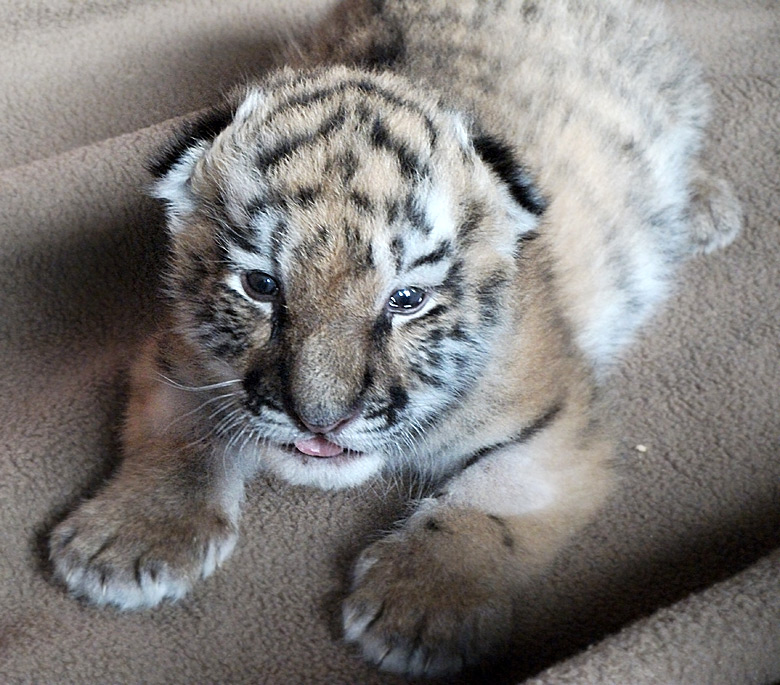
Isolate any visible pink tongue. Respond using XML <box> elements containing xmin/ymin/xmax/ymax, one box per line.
<box><xmin>294</xmin><ymin>436</ymin><xmax>344</xmax><ymax>458</ymax></box>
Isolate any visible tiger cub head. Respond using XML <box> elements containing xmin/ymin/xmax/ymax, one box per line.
<box><xmin>151</xmin><ymin>66</ymin><xmax>543</xmax><ymax>489</ymax></box>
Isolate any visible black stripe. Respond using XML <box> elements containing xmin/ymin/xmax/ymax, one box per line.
<box><xmin>386</xmin><ymin>198</ymin><xmax>401</xmax><ymax>224</ymax></box>
<box><xmin>371</xmin><ymin>312</ymin><xmax>392</xmax><ymax>346</ymax></box>
<box><xmin>387</xmin><ymin>384</ymin><xmax>409</xmax><ymax>414</ymax></box>
<box><xmin>404</xmin><ymin>193</ymin><xmax>433</xmax><ymax>235</ymax></box>
<box><xmin>409</xmin><ymin>240</ymin><xmax>451</xmax><ymax>269</ymax></box>
<box><xmin>245</xmin><ymin>196</ymin><xmax>268</xmax><ymax>216</ymax></box>
<box><xmin>350</xmin><ymin>191</ymin><xmax>374</xmax><ymax>213</ymax></box>
<box><xmin>516</xmin><ymin>229</ymin><xmax>541</xmax><ymax>257</ymax></box>
<box><xmin>472</xmin><ymin>132</ymin><xmax>546</xmax><ymax>216</ymax></box>
<box><xmin>267</xmin><ymin>79</ymin><xmax>437</xmax><ymax>147</ymax></box>
<box><xmin>461</xmin><ymin>402</ymin><xmax>564</xmax><ymax>471</ymax></box>
<box><xmin>389</xmin><ymin>235</ymin><xmax>405</xmax><ymax>271</ymax></box>
<box><xmin>243</xmin><ymin>390</ymin><xmax>285</xmax><ymax>416</ymax></box>
<box><xmin>337</xmin><ymin>150</ymin><xmax>360</xmax><ymax>184</ymax></box>
<box><xmin>371</xmin><ymin>118</ymin><xmax>426</xmax><ymax>179</ymax></box>
<box><xmin>476</xmin><ymin>270</ymin><xmax>510</xmax><ymax>325</ymax></box>
<box><xmin>410</xmin><ymin>366</ymin><xmax>443</xmax><ymax>387</ymax></box>
<box><xmin>360</xmin><ymin>367</ymin><xmax>375</xmax><ymax>397</ymax></box>
<box><xmin>457</xmin><ymin>201</ymin><xmax>486</xmax><ymax>246</ymax></box>
<box><xmin>219</xmin><ymin>221</ymin><xmax>258</xmax><ymax>255</ymax></box>
<box><xmin>364</xmin><ymin>383</ymin><xmax>408</xmax><ymax>426</ymax></box>
<box><xmin>440</xmin><ymin>259</ymin><xmax>465</xmax><ymax>298</ymax></box>
<box><xmin>448</xmin><ymin>322</ymin><xmax>472</xmax><ymax>342</ymax></box>
<box><xmin>256</xmin><ymin>106</ymin><xmax>347</xmax><ymax>171</ymax></box>
<box><xmin>487</xmin><ymin>514</ymin><xmax>516</xmax><ymax>550</ymax></box>
<box><xmin>292</xmin><ymin>186</ymin><xmax>319</xmax><ymax>208</ymax></box>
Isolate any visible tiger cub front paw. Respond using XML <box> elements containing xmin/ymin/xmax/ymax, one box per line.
<box><xmin>342</xmin><ymin>509</ymin><xmax>516</xmax><ymax>677</ymax></box>
<box><xmin>49</xmin><ymin>490</ymin><xmax>237</xmax><ymax>610</ymax></box>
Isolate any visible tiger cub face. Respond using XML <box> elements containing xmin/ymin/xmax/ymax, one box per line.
<box><xmin>152</xmin><ymin>66</ymin><xmax>540</xmax><ymax>489</ymax></box>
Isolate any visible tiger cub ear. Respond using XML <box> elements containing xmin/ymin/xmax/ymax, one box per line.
<box><xmin>448</xmin><ymin>111</ymin><xmax>546</xmax><ymax>243</ymax></box>
<box><xmin>471</xmin><ymin>131</ymin><xmax>547</xmax><ymax>219</ymax></box>
<box><xmin>148</xmin><ymin>102</ymin><xmax>238</xmax><ymax>231</ymax></box>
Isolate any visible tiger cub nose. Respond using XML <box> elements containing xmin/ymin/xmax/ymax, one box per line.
<box><xmin>298</xmin><ymin>406</ymin><xmax>361</xmax><ymax>435</ymax></box>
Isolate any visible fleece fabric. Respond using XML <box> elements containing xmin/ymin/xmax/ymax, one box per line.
<box><xmin>1</xmin><ymin>0</ymin><xmax>778</xmax><ymax>683</ymax></box>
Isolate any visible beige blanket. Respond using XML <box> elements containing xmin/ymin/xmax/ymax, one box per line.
<box><xmin>1</xmin><ymin>1</ymin><xmax>778</xmax><ymax>682</ymax></box>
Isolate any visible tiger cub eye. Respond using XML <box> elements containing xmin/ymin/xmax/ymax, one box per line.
<box><xmin>387</xmin><ymin>287</ymin><xmax>427</xmax><ymax>314</ymax></box>
<box><xmin>241</xmin><ymin>271</ymin><xmax>280</xmax><ymax>302</ymax></box>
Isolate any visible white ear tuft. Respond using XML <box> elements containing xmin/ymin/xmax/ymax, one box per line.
<box><xmin>234</xmin><ymin>86</ymin><xmax>267</xmax><ymax>124</ymax></box>
<box><xmin>150</xmin><ymin>142</ymin><xmax>208</xmax><ymax>233</ymax></box>
<box><xmin>447</xmin><ymin>110</ymin><xmax>473</xmax><ymax>152</ymax></box>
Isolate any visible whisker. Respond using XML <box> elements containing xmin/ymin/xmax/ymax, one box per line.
<box><xmin>157</xmin><ymin>373</ymin><xmax>242</xmax><ymax>392</ymax></box>
<box><xmin>162</xmin><ymin>391</ymin><xmax>240</xmax><ymax>434</ymax></box>
<box><xmin>182</xmin><ymin>402</ymin><xmax>244</xmax><ymax>451</ymax></box>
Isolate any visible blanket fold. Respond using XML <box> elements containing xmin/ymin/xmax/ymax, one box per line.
<box><xmin>1</xmin><ymin>0</ymin><xmax>778</xmax><ymax>683</ymax></box>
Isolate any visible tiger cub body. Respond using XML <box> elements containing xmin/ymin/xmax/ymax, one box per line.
<box><xmin>49</xmin><ymin>0</ymin><xmax>740</xmax><ymax>676</ymax></box>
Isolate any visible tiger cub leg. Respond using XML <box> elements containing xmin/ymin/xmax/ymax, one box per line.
<box><xmin>342</xmin><ymin>407</ymin><xmax>613</xmax><ymax>677</ymax></box>
<box><xmin>49</xmin><ymin>340</ymin><xmax>250</xmax><ymax>609</ymax></box>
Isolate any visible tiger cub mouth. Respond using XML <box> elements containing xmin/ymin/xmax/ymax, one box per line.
<box><xmin>286</xmin><ymin>437</ymin><xmax>368</xmax><ymax>462</ymax></box>
<box><xmin>293</xmin><ymin>436</ymin><xmax>346</xmax><ymax>458</ymax></box>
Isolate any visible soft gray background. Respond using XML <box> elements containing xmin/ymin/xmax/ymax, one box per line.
<box><xmin>1</xmin><ymin>0</ymin><xmax>778</xmax><ymax>682</ymax></box>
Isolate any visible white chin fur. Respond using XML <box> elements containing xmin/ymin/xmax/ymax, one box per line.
<box><xmin>263</xmin><ymin>448</ymin><xmax>385</xmax><ymax>490</ymax></box>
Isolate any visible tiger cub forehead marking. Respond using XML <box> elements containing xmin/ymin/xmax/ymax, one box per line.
<box><xmin>204</xmin><ymin>71</ymin><xmax>477</xmax><ymax>294</ymax></box>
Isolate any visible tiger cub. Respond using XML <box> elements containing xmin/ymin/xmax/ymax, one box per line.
<box><xmin>49</xmin><ymin>0</ymin><xmax>740</xmax><ymax>676</ymax></box>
